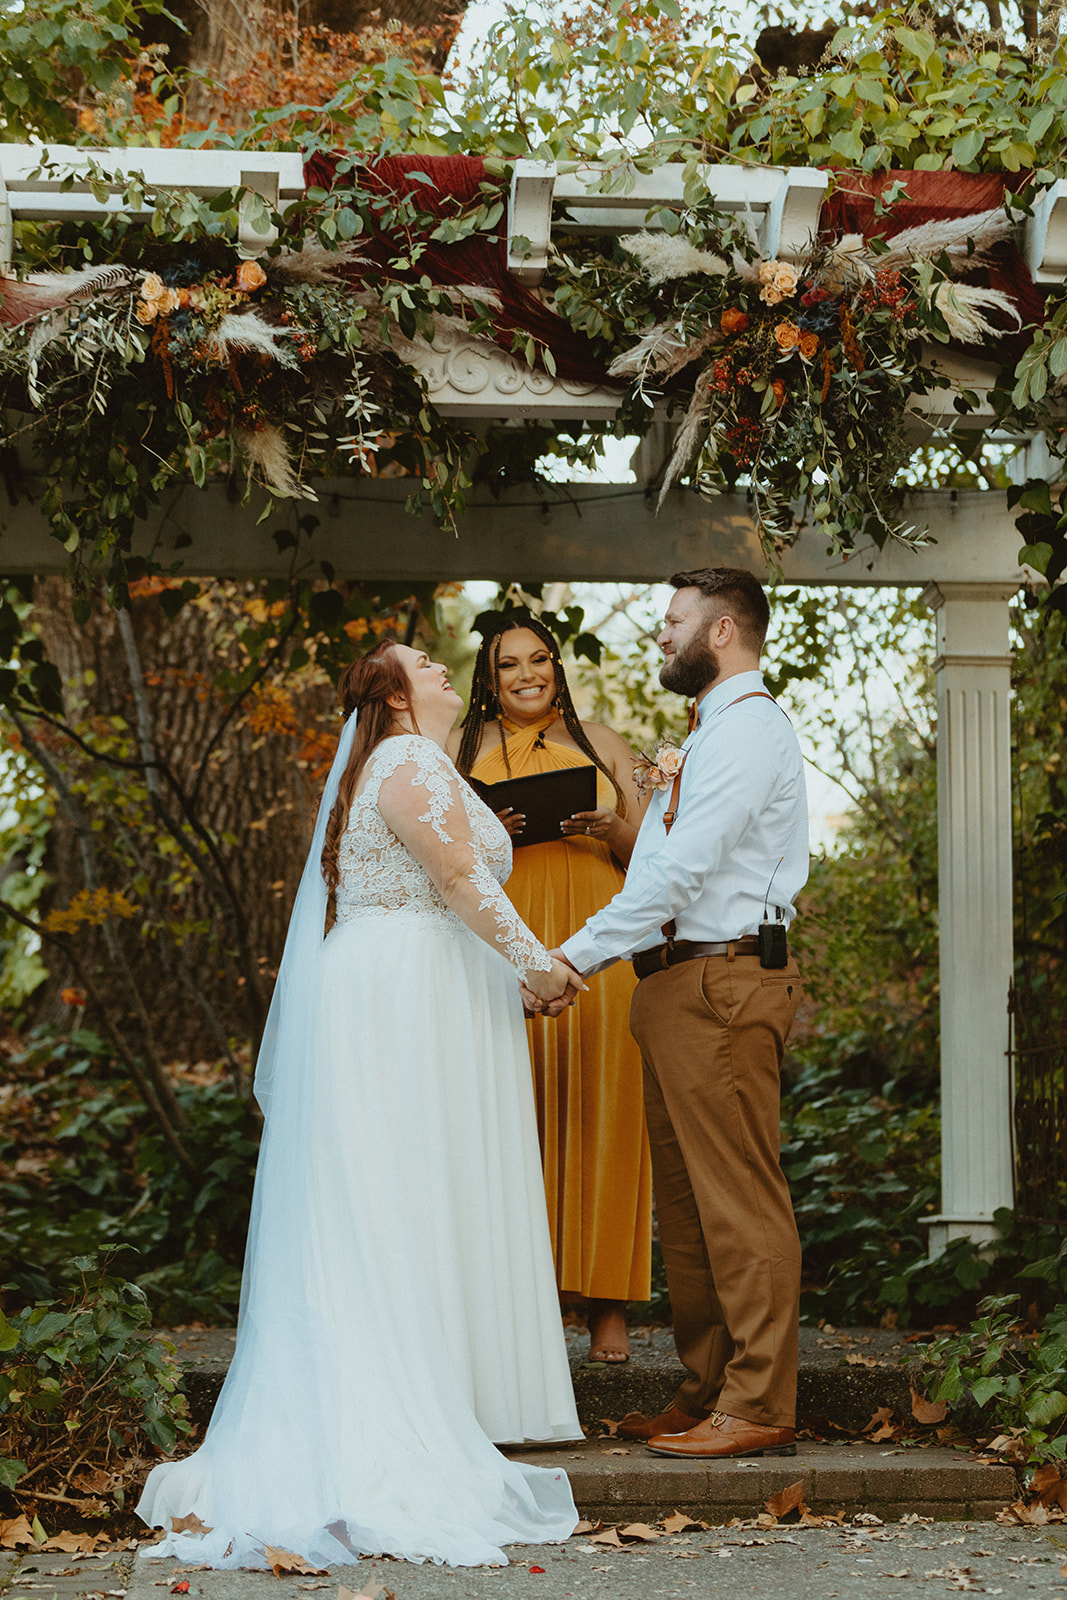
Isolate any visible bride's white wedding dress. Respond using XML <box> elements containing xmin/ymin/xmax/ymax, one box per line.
<box><xmin>136</xmin><ymin>734</ymin><xmax>581</xmax><ymax>1568</ymax></box>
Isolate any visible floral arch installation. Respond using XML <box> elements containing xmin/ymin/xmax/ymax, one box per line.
<box><xmin>1</xmin><ymin>144</ymin><xmax>1064</xmax><ymax>1256</ymax></box>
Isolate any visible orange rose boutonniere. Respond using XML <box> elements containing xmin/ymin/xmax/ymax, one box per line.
<box><xmin>634</xmin><ymin>740</ymin><xmax>686</xmax><ymax>797</ymax></box>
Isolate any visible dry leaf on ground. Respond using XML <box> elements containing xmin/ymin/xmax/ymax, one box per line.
<box><xmin>41</xmin><ymin>1532</ymin><xmax>106</xmax><ymax>1553</ymax></box>
<box><xmin>338</xmin><ymin>1581</ymin><xmax>395</xmax><ymax>1600</ymax></box>
<box><xmin>571</xmin><ymin>1520</ymin><xmax>600</xmax><ymax>1536</ymax></box>
<box><xmin>764</xmin><ymin>1480</ymin><xmax>808</xmax><ymax>1520</ymax></box>
<box><xmin>590</xmin><ymin>1528</ymin><xmax>625</xmax><ymax>1548</ymax></box>
<box><xmin>910</xmin><ymin>1385</ymin><xmax>949</xmax><ymax>1425</ymax></box>
<box><xmin>999</xmin><ymin>1500</ymin><xmax>1049</xmax><ymax>1526</ymax></box>
<box><xmin>0</xmin><ymin>1515</ymin><xmax>38</xmax><ymax>1549</ymax></box>
<box><xmin>617</xmin><ymin>1524</ymin><xmax>662</xmax><ymax>1543</ymax></box>
<box><xmin>598</xmin><ymin>1418</ymin><xmax>622</xmax><ymax>1438</ymax></box>
<box><xmin>845</xmin><ymin>1354</ymin><xmax>881</xmax><ymax>1367</ymax></box>
<box><xmin>604</xmin><ymin>1447</ymin><xmax>631</xmax><ymax>1456</ymax></box>
<box><xmin>660</xmin><ymin>1512</ymin><xmax>707</xmax><ymax>1534</ymax></box>
<box><xmin>264</xmin><ymin>1547</ymin><xmax>328</xmax><ymax>1577</ymax></box>
<box><xmin>170</xmin><ymin>1515</ymin><xmax>212</xmax><ymax>1536</ymax></box>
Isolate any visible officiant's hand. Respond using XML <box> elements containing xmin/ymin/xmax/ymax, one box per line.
<box><xmin>496</xmin><ymin>806</ymin><xmax>526</xmax><ymax>838</ymax></box>
<box><xmin>560</xmin><ymin>806</ymin><xmax>615</xmax><ymax>841</ymax></box>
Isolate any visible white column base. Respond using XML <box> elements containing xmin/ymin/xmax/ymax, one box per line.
<box><xmin>925</xmin><ymin>1216</ymin><xmax>1003</xmax><ymax>1256</ymax></box>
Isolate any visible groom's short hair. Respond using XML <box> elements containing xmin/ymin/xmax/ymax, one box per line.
<box><xmin>668</xmin><ymin>568</ymin><xmax>769</xmax><ymax>655</ymax></box>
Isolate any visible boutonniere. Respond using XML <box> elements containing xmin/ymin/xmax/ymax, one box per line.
<box><xmin>633</xmin><ymin>740</ymin><xmax>686</xmax><ymax>796</ymax></box>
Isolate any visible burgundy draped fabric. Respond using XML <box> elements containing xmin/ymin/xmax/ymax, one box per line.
<box><xmin>822</xmin><ymin>168</ymin><xmax>1044</xmax><ymax>355</ymax></box>
<box><xmin>303</xmin><ymin>154</ymin><xmax>1044</xmax><ymax>383</ymax></box>
<box><xmin>304</xmin><ymin>152</ymin><xmax>612</xmax><ymax>385</ymax></box>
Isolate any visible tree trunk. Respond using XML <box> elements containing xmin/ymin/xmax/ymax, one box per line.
<box><xmin>32</xmin><ymin>577</ymin><xmax>327</xmax><ymax>1070</ymax></box>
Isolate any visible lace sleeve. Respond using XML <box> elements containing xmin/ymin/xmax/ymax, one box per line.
<box><xmin>375</xmin><ymin>740</ymin><xmax>553</xmax><ymax>980</ymax></box>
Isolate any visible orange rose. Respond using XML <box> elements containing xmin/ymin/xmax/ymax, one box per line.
<box><xmin>772</xmin><ymin>378</ymin><xmax>786</xmax><ymax>406</ymax></box>
<box><xmin>799</xmin><ymin>330</ymin><xmax>819</xmax><ymax>361</ymax></box>
<box><xmin>236</xmin><ymin>259</ymin><xmax>268</xmax><ymax>292</ymax></box>
<box><xmin>774</xmin><ymin>321</ymin><xmax>801</xmax><ymax>353</ymax></box>
<box><xmin>720</xmin><ymin>306</ymin><xmax>749</xmax><ymax>336</ymax></box>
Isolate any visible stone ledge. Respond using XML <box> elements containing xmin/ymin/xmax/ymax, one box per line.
<box><xmin>503</xmin><ymin>1442</ymin><xmax>1018</xmax><ymax>1525</ymax></box>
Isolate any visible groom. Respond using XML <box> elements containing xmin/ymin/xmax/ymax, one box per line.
<box><xmin>551</xmin><ymin>568</ymin><xmax>809</xmax><ymax>1459</ymax></box>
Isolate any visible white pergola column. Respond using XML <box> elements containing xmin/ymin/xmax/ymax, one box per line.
<box><xmin>922</xmin><ymin>582</ymin><xmax>1017</xmax><ymax>1252</ymax></box>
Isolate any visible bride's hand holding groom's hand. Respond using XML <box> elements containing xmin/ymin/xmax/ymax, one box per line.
<box><xmin>520</xmin><ymin>951</ymin><xmax>585</xmax><ymax>1017</ymax></box>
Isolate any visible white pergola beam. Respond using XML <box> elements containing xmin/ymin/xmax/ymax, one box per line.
<box><xmin>0</xmin><ymin>481</ymin><xmax>1029</xmax><ymax>585</ymax></box>
<box><xmin>1025</xmin><ymin>178</ymin><xmax>1067</xmax><ymax>283</ymax></box>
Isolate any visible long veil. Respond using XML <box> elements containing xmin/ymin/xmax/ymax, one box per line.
<box><xmin>252</xmin><ymin>710</ymin><xmax>357</xmax><ymax>1118</ymax></box>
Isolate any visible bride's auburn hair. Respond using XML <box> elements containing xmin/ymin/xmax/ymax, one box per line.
<box><xmin>321</xmin><ymin>641</ymin><xmax>416</xmax><ymax>899</ymax></box>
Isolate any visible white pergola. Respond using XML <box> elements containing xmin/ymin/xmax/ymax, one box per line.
<box><xmin>4</xmin><ymin>143</ymin><xmax>1065</xmax><ymax>1251</ymax></box>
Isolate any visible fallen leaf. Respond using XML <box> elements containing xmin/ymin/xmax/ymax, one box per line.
<box><xmin>338</xmin><ymin>1582</ymin><xmax>394</xmax><ymax>1600</ymax></box>
<box><xmin>571</xmin><ymin>1520</ymin><xmax>600</xmax><ymax>1536</ymax></box>
<box><xmin>297</xmin><ymin>1583</ymin><xmax>332</xmax><ymax>1590</ymax></box>
<box><xmin>864</xmin><ymin>1406</ymin><xmax>894</xmax><ymax>1434</ymax></box>
<box><xmin>845</xmin><ymin>1353</ymin><xmax>881</xmax><ymax>1366</ymax></box>
<box><xmin>764</xmin><ymin>1481</ymin><xmax>807</xmax><ymax>1520</ymax></box>
<box><xmin>886</xmin><ymin>1570</ymin><xmax>911</xmax><ymax>1579</ymax></box>
<box><xmin>1029</xmin><ymin>1464</ymin><xmax>1067</xmax><ymax>1505</ymax></box>
<box><xmin>853</xmin><ymin>1512</ymin><xmax>884</xmax><ymax>1526</ymax></box>
<box><xmin>617</xmin><ymin>1524</ymin><xmax>662</xmax><ymax>1543</ymax></box>
<box><xmin>910</xmin><ymin>1384</ymin><xmax>949</xmax><ymax>1425</ymax></box>
<box><xmin>604</xmin><ymin>1447</ymin><xmax>632</xmax><ymax>1456</ymax></box>
<box><xmin>264</xmin><ymin>1548</ymin><xmax>327</xmax><ymax>1578</ymax></box>
<box><xmin>598</xmin><ymin>1418</ymin><xmax>622</xmax><ymax>1438</ymax></box>
<box><xmin>0</xmin><ymin>1516</ymin><xmax>38</xmax><ymax>1550</ymax></box>
<box><xmin>168</xmin><ymin>1514</ymin><xmax>212</xmax><ymax>1536</ymax></box>
<box><xmin>590</xmin><ymin>1528</ymin><xmax>625</xmax><ymax>1548</ymax></box>
<box><xmin>42</xmin><ymin>1533</ymin><xmax>106</xmax><ymax>1553</ymax></box>
<box><xmin>660</xmin><ymin>1512</ymin><xmax>707</xmax><ymax>1534</ymax></box>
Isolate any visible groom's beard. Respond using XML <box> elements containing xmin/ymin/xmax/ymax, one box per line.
<box><xmin>660</xmin><ymin>636</ymin><xmax>720</xmax><ymax>698</ymax></box>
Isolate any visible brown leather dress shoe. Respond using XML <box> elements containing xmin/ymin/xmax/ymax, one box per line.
<box><xmin>616</xmin><ymin>1403</ymin><xmax>705</xmax><ymax>1442</ymax></box>
<box><xmin>647</xmin><ymin>1410</ymin><xmax>796</xmax><ymax>1458</ymax></box>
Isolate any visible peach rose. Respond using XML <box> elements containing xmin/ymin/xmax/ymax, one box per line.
<box><xmin>140</xmin><ymin>272</ymin><xmax>165</xmax><ymax>300</ymax></box>
<box><xmin>157</xmin><ymin>287</ymin><xmax>180</xmax><ymax>315</ymax></box>
<box><xmin>774</xmin><ymin>321</ymin><xmax>801</xmax><ymax>353</ymax></box>
<box><xmin>758</xmin><ymin>258</ymin><xmax>798</xmax><ymax>306</ymax></box>
<box><xmin>720</xmin><ymin>306</ymin><xmax>749</xmax><ymax>336</ymax></box>
<box><xmin>236</xmin><ymin>259</ymin><xmax>267</xmax><ymax>291</ymax></box>
<box><xmin>658</xmin><ymin>743</ymin><xmax>685</xmax><ymax>778</ymax></box>
<box><xmin>135</xmin><ymin>299</ymin><xmax>157</xmax><ymax>324</ymax></box>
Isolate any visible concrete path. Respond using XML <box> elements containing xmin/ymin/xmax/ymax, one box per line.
<box><xmin>4</xmin><ymin>1519</ymin><xmax>1066</xmax><ymax>1600</ymax></box>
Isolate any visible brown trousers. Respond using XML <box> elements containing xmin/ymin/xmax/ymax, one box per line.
<box><xmin>629</xmin><ymin>951</ymin><xmax>803</xmax><ymax>1429</ymax></box>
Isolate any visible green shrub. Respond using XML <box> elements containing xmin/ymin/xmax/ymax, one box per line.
<box><xmin>0</xmin><ymin>1252</ymin><xmax>191</xmax><ymax>1507</ymax></box>
<box><xmin>920</xmin><ymin>1295</ymin><xmax>1067</xmax><ymax>1463</ymax></box>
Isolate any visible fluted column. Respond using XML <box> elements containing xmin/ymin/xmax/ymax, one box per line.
<box><xmin>923</xmin><ymin>582</ymin><xmax>1017</xmax><ymax>1251</ymax></box>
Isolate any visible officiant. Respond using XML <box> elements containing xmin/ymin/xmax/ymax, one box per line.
<box><xmin>450</xmin><ymin>615</ymin><xmax>651</xmax><ymax>1364</ymax></box>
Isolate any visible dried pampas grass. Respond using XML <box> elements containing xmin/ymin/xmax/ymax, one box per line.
<box><xmin>620</xmin><ymin>232</ymin><xmax>730</xmax><ymax>286</ymax></box>
<box><xmin>879</xmin><ymin>208</ymin><xmax>1013</xmax><ymax>273</ymax></box>
<box><xmin>269</xmin><ymin>240</ymin><xmax>369</xmax><ymax>284</ymax></box>
<box><xmin>657</xmin><ymin>365</ymin><xmax>720</xmax><ymax>508</ymax></box>
<box><xmin>236</xmin><ymin>423</ymin><xmax>317</xmax><ymax>499</ymax></box>
<box><xmin>205</xmin><ymin>311</ymin><xmax>296</xmax><ymax>365</ymax></box>
<box><xmin>930</xmin><ymin>282</ymin><xmax>1021</xmax><ymax>342</ymax></box>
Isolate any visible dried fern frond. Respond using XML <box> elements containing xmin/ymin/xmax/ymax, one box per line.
<box><xmin>205</xmin><ymin>311</ymin><xmax>296</xmax><ymax>365</ymax></box>
<box><xmin>620</xmin><ymin>232</ymin><xmax>730</xmax><ymax>286</ymax></box>
<box><xmin>0</xmin><ymin>265</ymin><xmax>138</xmax><ymax>326</ymax></box>
<box><xmin>930</xmin><ymin>282</ymin><xmax>1021</xmax><ymax>342</ymax></box>
<box><xmin>879</xmin><ymin>208</ymin><xmax>1013</xmax><ymax>273</ymax></box>
<box><xmin>609</xmin><ymin>321</ymin><xmax>722</xmax><ymax>380</ymax></box>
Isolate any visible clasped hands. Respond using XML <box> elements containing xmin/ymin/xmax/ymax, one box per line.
<box><xmin>520</xmin><ymin>949</ymin><xmax>586</xmax><ymax>1018</ymax></box>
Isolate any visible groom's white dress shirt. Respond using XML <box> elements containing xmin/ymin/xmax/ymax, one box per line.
<box><xmin>561</xmin><ymin>670</ymin><xmax>809</xmax><ymax>977</ymax></box>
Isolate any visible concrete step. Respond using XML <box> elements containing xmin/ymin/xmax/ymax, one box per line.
<box><xmin>158</xmin><ymin>1323</ymin><xmax>923</xmax><ymax>1437</ymax></box>
<box><xmin>506</xmin><ymin>1440</ymin><xmax>1017</xmax><ymax>1525</ymax></box>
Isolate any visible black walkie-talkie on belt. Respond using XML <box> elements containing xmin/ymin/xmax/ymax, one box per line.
<box><xmin>758</xmin><ymin>857</ymin><xmax>789</xmax><ymax>969</ymax></box>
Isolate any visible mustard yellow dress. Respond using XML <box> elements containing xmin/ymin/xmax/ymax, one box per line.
<box><xmin>471</xmin><ymin>715</ymin><xmax>652</xmax><ymax>1303</ymax></box>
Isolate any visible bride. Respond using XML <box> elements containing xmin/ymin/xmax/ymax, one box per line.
<box><xmin>136</xmin><ymin>640</ymin><xmax>583</xmax><ymax>1569</ymax></box>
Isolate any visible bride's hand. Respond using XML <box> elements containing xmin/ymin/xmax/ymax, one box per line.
<box><xmin>523</xmin><ymin>957</ymin><xmax>586</xmax><ymax>1009</ymax></box>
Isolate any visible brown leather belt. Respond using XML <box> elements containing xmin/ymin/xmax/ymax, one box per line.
<box><xmin>632</xmin><ymin>935</ymin><xmax>762</xmax><ymax>980</ymax></box>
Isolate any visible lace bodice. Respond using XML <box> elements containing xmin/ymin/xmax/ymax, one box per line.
<box><xmin>333</xmin><ymin>735</ymin><xmax>552</xmax><ymax>980</ymax></box>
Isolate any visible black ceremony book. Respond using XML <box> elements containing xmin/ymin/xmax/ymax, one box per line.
<box><xmin>468</xmin><ymin>765</ymin><xmax>598</xmax><ymax>848</ymax></box>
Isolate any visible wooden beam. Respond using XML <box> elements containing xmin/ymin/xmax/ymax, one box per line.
<box><xmin>0</xmin><ymin>479</ymin><xmax>1027</xmax><ymax>587</ymax></box>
